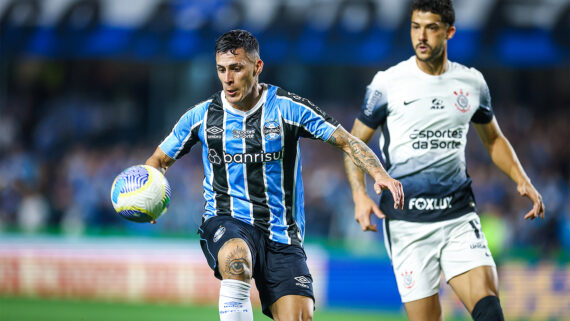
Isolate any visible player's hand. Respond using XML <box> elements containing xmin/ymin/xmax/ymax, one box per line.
<box><xmin>150</xmin><ymin>220</ymin><xmax>157</xmax><ymax>224</ymax></box>
<box><xmin>373</xmin><ymin>177</ymin><xmax>404</xmax><ymax>210</ymax></box>
<box><xmin>354</xmin><ymin>193</ymin><xmax>385</xmax><ymax>232</ymax></box>
<box><xmin>518</xmin><ymin>181</ymin><xmax>545</xmax><ymax>220</ymax></box>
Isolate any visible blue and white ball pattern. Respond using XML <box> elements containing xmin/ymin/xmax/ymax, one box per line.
<box><xmin>110</xmin><ymin>165</ymin><xmax>171</xmax><ymax>222</ymax></box>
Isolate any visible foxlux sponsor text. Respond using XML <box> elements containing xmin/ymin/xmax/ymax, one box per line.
<box><xmin>409</xmin><ymin>196</ymin><xmax>453</xmax><ymax>211</ymax></box>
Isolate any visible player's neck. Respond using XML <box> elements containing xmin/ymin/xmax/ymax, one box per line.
<box><xmin>415</xmin><ymin>52</ymin><xmax>448</xmax><ymax>76</ymax></box>
<box><xmin>232</xmin><ymin>83</ymin><xmax>263</xmax><ymax>112</ymax></box>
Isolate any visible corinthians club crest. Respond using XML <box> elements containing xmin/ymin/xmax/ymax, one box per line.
<box><xmin>453</xmin><ymin>89</ymin><xmax>471</xmax><ymax>113</ymax></box>
<box><xmin>401</xmin><ymin>270</ymin><xmax>415</xmax><ymax>289</ymax></box>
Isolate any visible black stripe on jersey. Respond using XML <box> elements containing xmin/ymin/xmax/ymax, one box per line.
<box><xmin>381</xmin><ymin>123</ymin><xmax>391</xmax><ymax>169</ymax></box>
<box><xmin>281</xmin><ymin>121</ymin><xmax>301</xmax><ymax>245</ymax></box>
<box><xmin>206</xmin><ymin>97</ymin><xmax>231</xmax><ymax>216</ymax></box>
<box><xmin>176</xmin><ymin>121</ymin><xmax>202</xmax><ymax>159</ymax></box>
<box><xmin>296</xmin><ymin>125</ymin><xmax>313</xmax><ymax>138</ymax></box>
<box><xmin>384</xmin><ymin>218</ymin><xmax>392</xmax><ymax>257</ymax></box>
<box><xmin>245</xmin><ymin>106</ymin><xmax>272</xmax><ymax>230</ymax></box>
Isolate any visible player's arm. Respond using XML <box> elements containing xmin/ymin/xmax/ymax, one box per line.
<box><xmin>339</xmin><ymin>119</ymin><xmax>391</xmax><ymax>231</ymax></box>
<box><xmin>328</xmin><ymin>123</ymin><xmax>404</xmax><ymax>231</ymax></box>
<box><xmin>145</xmin><ymin>147</ymin><xmax>176</xmax><ymax>174</ymax></box>
<box><xmin>342</xmin><ymin>119</ymin><xmax>377</xmax><ymax>198</ymax></box>
<box><xmin>144</xmin><ymin>148</ymin><xmax>175</xmax><ymax>224</ymax></box>
<box><xmin>473</xmin><ymin>117</ymin><xmax>545</xmax><ymax>220</ymax></box>
<box><xmin>145</xmin><ymin>147</ymin><xmax>175</xmax><ymax>224</ymax></box>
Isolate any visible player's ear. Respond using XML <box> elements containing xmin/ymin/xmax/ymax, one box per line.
<box><xmin>254</xmin><ymin>59</ymin><xmax>263</xmax><ymax>77</ymax></box>
<box><xmin>446</xmin><ymin>25</ymin><xmax>456</xmax><ymax>40</ymax></box>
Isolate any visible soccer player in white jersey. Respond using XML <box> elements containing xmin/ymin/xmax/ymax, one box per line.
<box><xmin>145</xmin><ymin>30</ymin><xmax>404</xmax><ymax>321</ymax></box>
<box><xmin>344</xmin><ymin>1</ymin><xmax>545</xmax><ymax>320</ymax></box>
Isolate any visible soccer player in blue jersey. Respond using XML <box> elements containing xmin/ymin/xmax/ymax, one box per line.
<box><xmin>145</xmin><ymin>29</ymin><xmax>404</xmax><ymax>321</ymax></box>
<box><xmin>344</xmin><ymin>1</ymin><xmax>545</xmax><ymax>321</ymax></box>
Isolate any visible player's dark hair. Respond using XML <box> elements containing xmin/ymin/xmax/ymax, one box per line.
<box><xmin>215</xmin><ymin>29</ymin><xmax>260</xmax><ymax>60</ymax></box>
<box><xmin>410</xmin><ymin>0</ymin><xmax>455</xmax><ymax>26</ymax></box>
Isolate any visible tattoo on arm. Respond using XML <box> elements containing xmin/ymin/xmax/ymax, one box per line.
<box><xmin>349</xmin><ymin>137</ymin><xmax>383</xmax><ymax>175</ymax></box>
<box><xmin>344</xmin><ymin>153</ymin><xmax>366</xmax><ymax>194</ymax></box>
<box><xmin>332</xmin><ymin>127</ymin><xmax>386</xmax><ymax>192</ymax></box>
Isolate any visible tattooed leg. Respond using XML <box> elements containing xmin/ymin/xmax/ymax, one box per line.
<box><xmin>217</xmin><ymin>238</ymin><xmax>254</xmax><ymax>320</ymax></box>
<box><xmin>218</xmin><ymin>238</ymin><xmax>253</xmax><ymax>282</ymax></box>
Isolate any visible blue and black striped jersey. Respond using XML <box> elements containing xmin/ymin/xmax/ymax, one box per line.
<box><xmin>160</xmin><ymin>84</ymin><xmax>340</xmax><ymax>246</ymax></box>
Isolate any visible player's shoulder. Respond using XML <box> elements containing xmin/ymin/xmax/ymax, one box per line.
<box><xmin>178</xmin><ymin>96</ymin><xmax>213</xmax><ymax>124</ymax></box>
<box><xmin>369</xmin><ymin>56</ymin><xmax>415</xmax><ymax>87</ymax></box>
<box><xmin>449</xmin><ymin>60</ymin><xmax>486</xmax><ymax>84</ymax></box>
<box><xmin>187</xmin><ymin>97</ymin><xmax>213</xmax><ymax>113</ymax></box>
<box><xmin>273</xmin><ymin>84</ymin><xmax>317</xmax><ymax>109</ymax></box>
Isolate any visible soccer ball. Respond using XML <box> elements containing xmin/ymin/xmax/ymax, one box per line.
<box><xmin>110</xmin><ymin>165</ymin><xmax>171</xmax><ymax>223</ymax></box>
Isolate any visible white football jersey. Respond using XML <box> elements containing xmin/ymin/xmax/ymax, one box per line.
<box><xmin>358</xmin><ymin>56</ymin><xmax>493</xmax><ymax>222</ymax></box>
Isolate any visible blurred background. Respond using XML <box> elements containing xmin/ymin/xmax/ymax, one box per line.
<box><xmin>0</xmin><ymin>0</ymin><xmax>568</xmax><ymax>320</ymax></box>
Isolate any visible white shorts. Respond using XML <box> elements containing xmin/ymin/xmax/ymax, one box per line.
<box><xmin>383</xmin><ymin>212</ymin><xmax>496</xmax><ymax>303</ymax></box>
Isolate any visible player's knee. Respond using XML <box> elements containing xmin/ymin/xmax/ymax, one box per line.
<box><xmin>302</xmin><ymin>307</ymin><xmax>314</xmax><ymax>321</ymax></box>
<box><xmin>271</xmin><ymin>296</ymin><xmax>313</xmax><ymax>321</ymax></box>
<box><xmin>217</xmin><ymin>238</ymin><xmax>253</xmax><ymax>282</ymax></box>
<box><xmin>274</xmin><ymin>308</ymin><xmax>313</xmax><ymax>321</ymax></box>
<box><xmin>471</xmin><ymin>295</ymin><xmax>504</xmax><ymax>321</ymax></box>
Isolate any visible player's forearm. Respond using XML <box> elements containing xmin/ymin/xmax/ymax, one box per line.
<box><xmin>342</xmin><ymin>134</ymin><xmax>392</xmax><ymax>191</ymax></box>
<box><xmin>329</xmin><ymin>126</ymin><xmax>390</xmax><ymax>187</ymax></box>
<box><xmin>145</xmin><ymin>157</ymin><xmax>164</xmax><ymax>172</ymax></box>
<box><xmin>145</xmin><ymin>147</ymin><xmax>174</xmax><ymax>174</ymax></box>
<box><xmin>488</xmin><ymin>135</ymin><xmax>531</xmax><ymax>186</ymax></box>
<box><xmin>343</xmin><ymin>153</ymin><xmax>368</xmax><ymax>198</ymax></box>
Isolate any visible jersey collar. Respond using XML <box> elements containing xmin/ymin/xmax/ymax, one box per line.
<box><xmin>410</xmin><ymin>56</ymin><xmax>452</xmax><ymax>80</ymax></box>
<box><xmin>221</xmin><ymin>84</ymin><xmax>267</xmax><ymax>117</ymax></box>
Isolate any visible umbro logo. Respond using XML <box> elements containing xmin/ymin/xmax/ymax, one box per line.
<box><xmin>206</xmin><ymin>126</ymin><xmax>223</xmax><ymax>139</ymax></box>
<box><xmin>403</xmin><ymin>98</ymin><xmax>420</xmax><ymax>106</ymax></box>
<box><xmin>206</xmin><ymin>126</ymin><xmax>223</xmax><ymax>135</ymax></box>
<box><xmin>294</xmin><ymin>276</ymin><xmax>311</xmax><ymax>289</ymax></box>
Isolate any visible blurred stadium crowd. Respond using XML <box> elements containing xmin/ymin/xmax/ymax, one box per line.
<box><xmin>0</xmin><ymin>0</ymin><xmax>568</xmax><ymax>259</ymax></box>
<box><xmin>0</xmin><ymin>59</ymin><xmax>568</xmax><ymax>258</ymax></box>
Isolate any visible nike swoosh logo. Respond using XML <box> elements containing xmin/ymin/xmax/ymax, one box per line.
<box><xmin>403</xmin><ymin>99</ymin><xmax>420</xmax><ymax>106</ymax></box>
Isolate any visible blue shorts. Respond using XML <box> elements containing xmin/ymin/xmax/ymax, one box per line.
<box><xmin>199</xmin><ymin>215</ymin><xmax>314</xmax><ymax>318</ymax></box>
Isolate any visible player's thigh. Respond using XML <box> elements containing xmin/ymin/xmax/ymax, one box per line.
<box><xmin>255</xmin><ymin>240</ymin><xmax>314</xmax><ymax>318</ymax></box>
<box><xmin>404</xmin><ymin>293</ymin><xmax>443</xmax><ymax>321</ymax></box>
<box><xmin>440</xmin><ymin>213</ymin><xmax>498</xmax><ymax>311</ymax></box>
<box><xmin>440</xmin><ymin>213</ymin><xmax>496</xmax><ymax>281</ymax></box>
<box><xmin>448</xmin><ymin>265</ymin><xmax>499</xmax><ymax>313</ymax></box>
<box><xmin>270</xmin><ymin>295</ymin><xmax>314</xmax><ymax>321</ymax></box>
<box><xmin>217</xmin><ymin>237</ymin><xmax>253</xmax><ymax>281</ymax></box>
<box><xmin>386</xmin><ymin>219</ymin><xmax>443</xmax><ymax>303</ymax></box>
<box><xmin>198</xmin><ymin>216</ymin><xmax>257</xmax><ymax>281</ymax></box>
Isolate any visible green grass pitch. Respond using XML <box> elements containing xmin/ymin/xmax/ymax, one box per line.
<box><xmin>0</xmin><ymin>296</ymin><xmax>428</xmax><ymax>321</ymax></box>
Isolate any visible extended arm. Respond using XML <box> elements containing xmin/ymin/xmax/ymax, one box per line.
<box><xmin>145</xmin><ymin>147</ymin><xmax>176</xmax><ymax>174</ymax></box>
<box><xmin>342</xmin><ymin>119</ymin><xmax>377</xmax><ymax>197</ymax></box>
<box><xmin>329</xmin><ymin>121</ymin><xmax>404</xmax><ymax>231</ymax></box>
<box><xmin>473</xmin><ymin>117</ymin><xmax>545</xmax><ymax>220</ymax></box>
<box><xmin>144</xmin><ymin>147</ymin><xmax>176</xmax><ymax>224</ymax></box>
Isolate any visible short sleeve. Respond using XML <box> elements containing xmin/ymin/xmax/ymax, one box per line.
<box><xmin>277</xmin><ymin>88</ymin><xmax>340</xmax><ymax>141</ymax></box>
<box><xmin>470</xmin><ymin>71</ymin><xmax>494</xmax><ymax>124</ymax></box>
<box><xmin>159</xmin><ymin>102</ymin><xmax>208</xmax><ymax>159</ymax></box>
<box><xmin>357</xmin><ymin>72</ymin><xmax>389</xmax><ymax>129</ymax></box>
